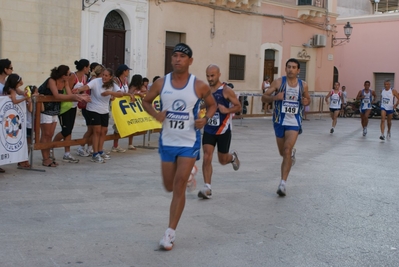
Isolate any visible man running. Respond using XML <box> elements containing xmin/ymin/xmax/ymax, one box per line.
<box><xmin>325</xmin><ymin>82</ymin><xmax>343</xmax><ymax>134</ymax></box>
<box><xmin>379</xmin><ymin>80</ymin><xmax>399</xmax><ymax>140</ymax></box>
<box><xmin>142</xmin><ymin>43</ymin><xmax>217</xmax><ymax>251</ymax></box>
<box><xmin>197</xmin><ymin>64</ymin><xmax>242</xmax><ymax>199</ymax></box>
<box><xmin>262</xmin><ymin>58</ymin><xmax>310</xmax><ymax>197</ymax></box>
<box><xmin>356</xmin><ymin>81</ymin><xmax>376</xmax><ymax>136</ymax></box>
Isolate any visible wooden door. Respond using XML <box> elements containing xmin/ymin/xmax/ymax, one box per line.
<box><xmin>164</xmin><ymin>46</ymin><xmax>174</xmax><ymax>75</ymax></box>
<box><xmin>263</xmin><ymin>59</ymin><xmax>275</xmax><ymax>82</ymax></box>
<box><xmin>103</xmin><ymin>29</ymin><xmax>125</xmax><ymax>71</ymax></box>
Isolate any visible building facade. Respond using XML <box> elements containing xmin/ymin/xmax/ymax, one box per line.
<box><xmin>334</xmin><ymin>0</ymin><xmax>399</xmax><ymax>99</ymax></box>
<box><xmin>0</xmin><ymin>0</ymin><xmax>348</xmax><ymax>113</ymax></box>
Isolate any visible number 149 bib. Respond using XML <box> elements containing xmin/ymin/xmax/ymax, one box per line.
<box><xmin>282</xmin><ymin>100</ymin><xmax>299</xmax><ymax>114</ymax></box>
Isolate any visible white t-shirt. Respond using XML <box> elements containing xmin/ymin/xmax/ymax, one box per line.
<box><xmin>86</xmin><ymin>78</ymin><xmax>121</xmax><ymax>114</ymax></box>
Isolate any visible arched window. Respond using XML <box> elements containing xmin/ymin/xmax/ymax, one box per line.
<box><xmin>104</xmin><ymin>11</ymin><xmax>125</xmax><ymax>30</ymax></box>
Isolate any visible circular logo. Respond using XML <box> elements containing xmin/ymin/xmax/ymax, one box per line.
<box><xmin>0</xmin><ymin>100</ymin><xmax>25</xmax><ymax>152</ymax></box>
<box><xmin>172</xmin><ymin>100</ymin><xmax>187</xmax><ymax>111</ymax></box>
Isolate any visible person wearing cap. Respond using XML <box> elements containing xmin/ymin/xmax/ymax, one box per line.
<box><xmin>111</xmin><ymin>64</ymin><xmax>132</xmax><ymax>153</ymax></box>
<box><xmin>142</xmin><ymin>43</ymin><xmax>217</xmax><ymax>251</ymax></box>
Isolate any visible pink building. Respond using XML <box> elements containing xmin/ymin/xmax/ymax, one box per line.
<box><xmin>334</xmin><ymin>1</ymin><xmax>399</xmax><ymax>100</ymax></box>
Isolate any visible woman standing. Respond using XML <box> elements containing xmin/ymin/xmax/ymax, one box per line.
<box><xmin>77</xmin><ymin>64</ymin><xmax>104</xmax><ymax>156</ymax></box>
<box><xmin>111</xmin><ymin>64</ymin><xmax>131</xmax><ymax>153</ymax></box>
<box><xmin>52</xmin><ymin>59</ymin><xmax>90</xmax><ymax>162</ymax></box>
<box><xmin>126</xmin><ymin>74</ymin><xmax>147</xmax><ymax>150</ymax></box>
<box><xmin>73</xmin><ymin>68</ymin><xmax>134</xmax><ymax>163</ymax></box>
<box><xmin>3</xmin><ymin>74</ymin><xmax>31</xmax><ymax>168</ymax></box>
<box><xmin>40</xmin><ymin>65</ymin><xmax>90</xmax><ymax>167</ymax></box>
<box><xmin>0</xmin><ymin>58</ymin><xmax>14</xmax><ymax>172</ymax></box>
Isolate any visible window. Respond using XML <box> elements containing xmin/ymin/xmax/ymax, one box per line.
<box><xmin>374</xmin><ymin>0</ymin><xmax>399</xmax><ymax>14</ymax></box>
<box><xmin>298</xmin><ymin>0</ymin><xmax>312</xmax><ymax>5</ymax></box>
<box><xmin>229</xmin><ymin>54</ymin><xmax>245</xmax><ymax>80</ymax></box>
<box><xmin>298</xmin><ymin>61</ymin><xmax>307</xmax><ymax>82</ymax></box>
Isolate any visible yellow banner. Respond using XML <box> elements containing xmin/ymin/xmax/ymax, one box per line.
<box><xmin>111</xmin><ymin>96</ymin><xmax>162</xmax><ymax>138</ymax></box>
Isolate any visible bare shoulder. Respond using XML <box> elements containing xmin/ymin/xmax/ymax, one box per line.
<box><xmin>194</xmin><ymin>79</ymin><xmax>210</xmax><ymax>98</ymax></box>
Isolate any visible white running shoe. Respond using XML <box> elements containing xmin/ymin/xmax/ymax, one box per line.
<box><xmin>198</xmin><ymin>185</ymin><xmax>212</xmax><ymax>199</ymax></box>
<box><xmin>231</xmin><ymin>151</ymin><xmax>240</xmax><ymax>171</ymax></box>
<box><xmin>291</xmin><ymin>148</ymin><xmax>296</xmax><ymax>166</ymax></box>
<box><xmin>159</xmin><ymin>229</ymin><xmax>175</xmax><ymax>251</ymax></box>
<box><xmin>387</xmin><ymin>132</ymin><xmax>391</xmax><ymax>139</ymax></box>
<box><xmin>111</xmin><ymin>146</ymin><xmax>126</xmax><ymax>153</ymax></box>
<box><xmin>186</xmin><ymin>175</ymin><xmax>197</xmax><ymax>193</ymax></box>
<box><xmin>277</xmin><ymin>183</ymin><xmax>286</xmax><ymax>197</ymax></box>
<box><xmin>100</xmin><ymin>153</ymin><xmax>111</xmax><ymax>160</ymax></box>
<box><xmin>363</xmin><ymin>128</ymin><xmax>367</xmax><ymax>136</ymax></box>
<box><xmin>63</xmin><ymin>154</ymin><xmax>79</xmax><ymax>163</ymax></box>
<box><xmin>91</xmin><ymin>154</ymin><xmax>104</xmax><ymax>163</ymax></box>
<box><xmin>77</xmin><ymin>147</ymin><xmax>90</xmax><ymax>157</ymax></box>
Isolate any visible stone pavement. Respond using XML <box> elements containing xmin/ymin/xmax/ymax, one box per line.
<box><xmin>1</xmin><ymin>114</ymin><xmax>399</xmax><ymax>267</ymax></box>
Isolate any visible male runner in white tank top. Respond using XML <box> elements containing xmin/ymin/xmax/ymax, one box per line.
<box><xmin>379</xmin><ymin>80</ymin><xmax>399</xmax><ymax>140</ymax></box>
<box><xmin>356</xmin><ymin>81</ymin><xmax>376</xmax><ymax>136</ymax></box>
<box><xmin>142</xmin><ymin>43</ymin><xmax>217</xmax><ymax>251</ymax></box>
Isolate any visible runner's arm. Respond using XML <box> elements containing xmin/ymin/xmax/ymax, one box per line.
<box><xmin>142</xmin><ymin>78</ymin><xmax>166</xmax><ymax>123</ymax></box>
<box><xmin>301</xmin><ymin>82</ymin><xmax>311</xmax><ymax>106</ymax></box>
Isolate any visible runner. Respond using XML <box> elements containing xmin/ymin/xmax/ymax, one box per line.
<box><xmin>198</xmin><ymin>64</ymin><xmax>241</xmax><ymax>199</ymax></box>
<box><xmin>379</xmin><ymin>80</ymin><xmax>399</xmax><ymax>140</ymax></box>
<box><xmin>356</xmin><ymin>81</ymin><xmax>376</xmax><ymax>136</ymax></box>
<box><xmin>261</xmin><ymin>58</ymin><xmax>310</xmax><ymax>197</ymax></box>
<box><xmin>142</xmin><ymin>43</ymin><xmax>217</xmax><ymax>250</ymax></box>
<box><xmin>325</xmin><ymin>82</ymin><xmax>343</xmax><ymax>134</ymax></box>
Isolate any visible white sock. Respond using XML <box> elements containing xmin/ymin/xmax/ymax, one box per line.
<box><xmin>87</xmin><ymin>146</ymin><xmax>92</xmax><ymax>151</ymax></box>
<box><xmin>205</xmin><ymin>183</ymin><xmax>211</xmax><ymax>189</ymax></box>
<box><xmin>280</xmin><ymin>180</ymin><xmax>286</xmax><ymax>186</ymax></box>
<box><xmin>166</xmin><ymin>227</ymin><xmax>175</xmax><ymax>236</ymax></box>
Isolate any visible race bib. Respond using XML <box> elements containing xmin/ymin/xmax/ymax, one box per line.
<box><xmin>383</xmin><ymin>98</ymin><xmax>390</xmax><ymax>105</ymax></box>
<box><xmin>282</xmin><ymin>100</ymin><xmax>299</xmax><ymax>114</ymax></box>
<box><xmin>166</xmin><ymin>111</ymin><xmax>189</xmax><ymax>130</ymax></box>
<box><xmin>363</xmin><ymin>98</ymin><xmax>370</xmax><ymax>104</ymax></box>
<box><xmin>332</xmin><ymin>100</ymin><xmax>338</xmax><ymax>105</ymax></box>
<box><xmin>208</xmin><ymin>112</ymin><xmax>220</xmax><ymax>126</ymax></box>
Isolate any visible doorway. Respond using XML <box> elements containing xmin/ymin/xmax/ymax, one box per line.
<box><xmin>103</xmin><ymin>11</ymin><xmax>126</xmax><ymax>71</ymax></box>
<box><xmin>263</xmin><ymin>49</ymin><xmax>275</xmax><ymax>83</ymax></box>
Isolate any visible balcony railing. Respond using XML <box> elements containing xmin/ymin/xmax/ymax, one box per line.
<box><xmin>298</xmin><ymin>0</ymin><xmax>325</xmax><ymax>9</ymax></box>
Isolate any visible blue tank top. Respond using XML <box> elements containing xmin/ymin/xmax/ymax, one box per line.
<box><xmin>204</xmin><ymin>83</ymin><xmax>232</xmax><ymax>135</ymax></box>
<box><xmin>273</xmin><ymin>76</ymin><xmax>303</xmax><ymax>126</ymax></box>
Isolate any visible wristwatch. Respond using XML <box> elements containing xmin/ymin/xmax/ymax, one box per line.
<box><xmin>204</xmin><ymin>116</ymin><xmax>211</xmax><ymax>124</ymax></box>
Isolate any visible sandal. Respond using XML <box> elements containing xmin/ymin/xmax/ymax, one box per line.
<box><xmin>17</xmin><ymin>161</ymin><xmax>31</xmax><ymax>169</ymax></box>
<box><xmin>0</xmin><ymin>167</ymin><xmax>5</xmax><ymax>173</ymax></box>
<box><xmin>42</xmin><ymin>159</ymin><xmax>57</xmax><ymax>167</ymax></box>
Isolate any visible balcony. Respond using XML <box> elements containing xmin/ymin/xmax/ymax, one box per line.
<box><xmin>297</xmin><ymin>0</ymin><xmax>326</xmax><ymax>19</ymax></box>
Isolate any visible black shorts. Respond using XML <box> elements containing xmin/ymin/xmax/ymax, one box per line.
<box><xmin>81</xmin><ymin>108</ymin><xmax>90</xmax><ymax>126</ymax></box>
<box><xmin>329</xmin><ymin>108</ymin><xmax>341</xmax><ymax>113</ymax></box>
<box><xmin>58</xmin><ymin>107</ymin><xmax>77</xmax><ymax>137</ymax></box>
<box><xmin>202</xmin><ymin>130</ymin><xmax>231</xmax><ymax>154</ymax></box>
<box><xmin>26</xmin><ymin>128</ymin><xmax>32</xmax><ymax>138</ymax></box>
<box><xmin>86</xmin><ymin>110</ymin><xmax>109</xmax><ymax>127</ymax></box>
